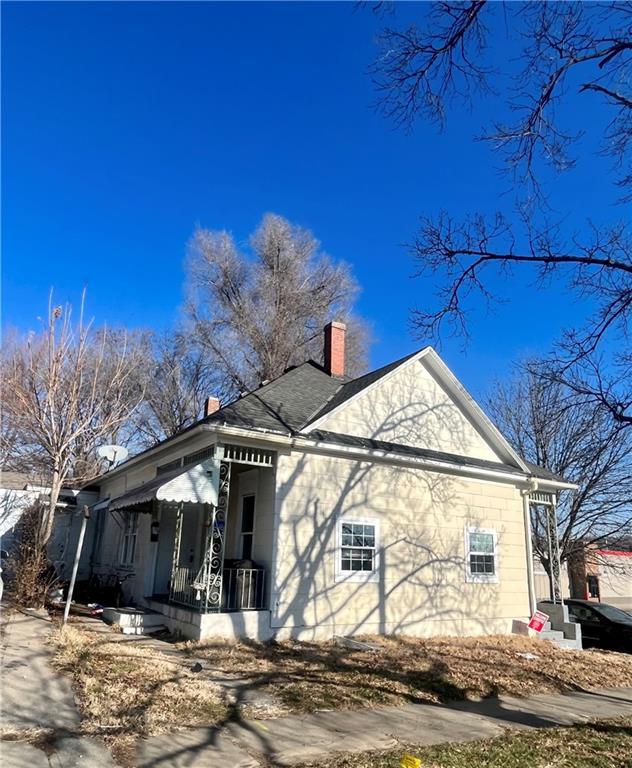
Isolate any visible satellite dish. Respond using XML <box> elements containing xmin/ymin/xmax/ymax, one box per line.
<box><xmin>96</xmin><ymin>444</ymin><xmax>129</xmax><ymax>468</ymax></box>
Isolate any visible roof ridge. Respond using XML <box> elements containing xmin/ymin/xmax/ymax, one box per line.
<box><xmin>202</xmin><ymin>359</ymin><xmax>331</xmax><ymax>424</ymax></box>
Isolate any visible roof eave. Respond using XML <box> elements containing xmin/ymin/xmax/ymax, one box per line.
<box><xmin>294</xmin><ymin>434</ymin><xmax>532</xmax><ymax>486</ymax></box>
<box><xmin>91</xmin><ymin>422</ymin><xmax>293</xmax><ymax>485</ymax></box>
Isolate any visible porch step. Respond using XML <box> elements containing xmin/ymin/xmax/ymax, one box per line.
<box><xmin>538</xmin><ymin>629</ymin><xmax>582</xmax><ymax>650</ymax></box>
<box><xmin>102</xmin><ymin>607</ymin><xmax>166</xmax><ymax>631</ymax></box>
<box><xmin>121</xmin><ymin>623</ymin><xmax>168</xmax><ymax>636</ymax></box>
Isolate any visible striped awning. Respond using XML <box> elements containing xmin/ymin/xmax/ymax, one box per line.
<box><xmin>103</xmin><ymin>459</ymin><xmax>220</xmax><ymax>512</ymax></box>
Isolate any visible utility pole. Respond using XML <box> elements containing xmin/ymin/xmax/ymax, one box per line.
<box><xmin>63</xmin><ymin>505</ymin><xmax>90</xmax><ymax>625</ymax></box>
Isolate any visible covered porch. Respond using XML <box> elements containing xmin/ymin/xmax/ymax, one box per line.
<box><xmin>102</xmin><ymin>442</ymin><xmax>276</xmax><ymax>637</ymax></box>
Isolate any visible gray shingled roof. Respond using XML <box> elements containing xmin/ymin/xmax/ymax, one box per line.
<box><xmin>524</xmin><ymin>460</ymin><xmax>569</xmax><ymax>485</ymax></box>
<box><xmin>204</xmin><ymin>361</ymin><xmax>342</xmax><ymax>434</ymax></box>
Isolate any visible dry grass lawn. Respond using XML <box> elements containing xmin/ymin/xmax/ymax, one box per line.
<box><xmin>52</xmin><ymin>625</ymin><xmax>228</xmax><ymax>739</ymax></box>
<box><xmin>185</xmin><ymin>633</ymin><xmax>632</xmax><ymax>714</ymax></box>
<box><xmin>52</xmin><ymin>623</ymin><xmax>632</xmax><ymax>763</ymax></box>
<box><xmin>293</xmin><ymin>717</ymin><xmax>632</xmax><ymax>768</ymax></box>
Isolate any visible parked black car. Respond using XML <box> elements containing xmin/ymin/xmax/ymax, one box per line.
<box><xmin>558</xmin><ymin>599</ymin><xmax>632</xmax><ymax>652</ymax></box>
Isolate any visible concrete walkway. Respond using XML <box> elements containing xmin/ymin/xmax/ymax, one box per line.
<box><xmin>136</xmin><ymin>686</ymin><xmax>632</xmax><ymax>767</ymax></box>
<box><xmin>0</xmin><ymin>607</ymin><xmax>117</xmax><ymax>768</ymax></box>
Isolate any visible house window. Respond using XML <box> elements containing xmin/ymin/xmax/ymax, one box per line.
<box><xmin>587</xmin><ymin>574</ymin><xmax>600</xmax><ymax>599</ymax></box>
<box><xmin>465</xmin><ymin>527</ymin><xmax>498</xmax><ymax>583</ymax></box>
<box><xmin>120</xmin><ymin>512</ymin><xmax>139</xmax><ymax>566</ymax></box>
<box><xmin>240</xmin><ymin>495</ymin><xmax>255</xmax><ymax>560</ymax></box>
<box><xmin>336</xmin><ymin>518</ymin><xmax>379</xmax><ymax>582</ymax></box>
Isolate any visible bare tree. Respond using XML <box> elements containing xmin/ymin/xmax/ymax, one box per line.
<box><xmin>487</xmin><ymin>364</ymin><xmax>632</xmax><ymax>590</ymax></box>
<box><xmin>1</xmin><ymin>295</ymin><xmax>143</xmax><ymax>545</ymax></box>
<box><xmin>186</xmin><ymin>213</ymin><xmax>370</xmax><ymax>393</ymax></box>
<box><xmin>371</xmin><ymin>2</ymin><xmax>632</xmax><ymax>425</ymax></box>
<box><xmin>133</xmin><ymin>331</ymin><xmax>230</xmax><ymax>447</ymax></box>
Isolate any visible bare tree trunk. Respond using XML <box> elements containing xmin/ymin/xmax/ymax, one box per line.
<box><xmin>39</xmin><ymin>468</ymin><xmax>61</xmax><ymax>547</ymax></box>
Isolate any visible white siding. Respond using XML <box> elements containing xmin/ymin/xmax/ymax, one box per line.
<box><xmin>318</xmin><ymin>357</ymin><xmax>502</xmax><ymax>462</ymax></box>
<box><xmin>270</xmin><ymin>449</ymin><xmax>530</xmax><ymax>639</ymax></box>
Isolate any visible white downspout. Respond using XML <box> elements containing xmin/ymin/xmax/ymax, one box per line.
<box><xmin>522</xmin><ymin>480</ymin><xmax>538</xmax><ymax>616</ymax></box>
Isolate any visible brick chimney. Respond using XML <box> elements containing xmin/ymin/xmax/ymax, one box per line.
<box><xmin>323</xmin><ymin>321</ymin><xmax>346</xmax><ymax>379</ymax></box>
<box><xmin>204</xmin><ymin>396</ymin><xmax>220</xmax><ymax>417</ymax></box>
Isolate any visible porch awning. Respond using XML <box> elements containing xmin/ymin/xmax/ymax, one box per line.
<box><xmin>104</xmin><ymin>459</ymin><xmax>220</xmax><ymax>512</ymax></box>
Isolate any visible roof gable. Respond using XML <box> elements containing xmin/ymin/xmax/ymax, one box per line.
<box><xmin>303</xmin><ymin>347</ymin><xmax>526</xmax><ymax>469</ymax></box>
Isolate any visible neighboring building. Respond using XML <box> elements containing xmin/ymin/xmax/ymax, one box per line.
<box><xmin>567</xmin><ymin>544</ymin><xmax>632</xmax><ymax>612</ymax></box>
<box><xmin>90</xmin><ymin>322</ymin><xmax>573</xmax><ymax>640</ymax></box>
<box><xmin>0</xmin><ymin>470</ymin><xmax>98</xmax><ymax>580</ymax></box>
<box><xmin>533</xmin><ymin>557</ymin><xmax>570</xmax><ymax>603</ymax></box>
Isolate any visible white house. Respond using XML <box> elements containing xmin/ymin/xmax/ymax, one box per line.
<box><xmin>89</xmin><ymin>323</ymin><xmax>573</xmax><ymax>640</ymax></box>
<box><xmin>0</xmin><ymin>470</ymin><xmax>99</xmax><ymax>580</ymax></box>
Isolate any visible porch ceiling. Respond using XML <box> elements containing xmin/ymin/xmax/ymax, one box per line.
<box><xmin>104</xmin><ymin>459</ymin><xmax>220</xmax><ymax>512</ymax></box>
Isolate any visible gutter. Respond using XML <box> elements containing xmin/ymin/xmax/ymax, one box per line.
<box><xmin>522</xmin><ymin>481</ymin><xmax>538</xmax><ymax>616</ymax></box>
<box><xmin>296</xmin><ymin>435</ymin><xmax>538</xmax><ymax>486</ymax></box>
<box><xmin>205</xmin><ymin>424</ymin><xmax>292</xmax><ymax>447</ymax></box>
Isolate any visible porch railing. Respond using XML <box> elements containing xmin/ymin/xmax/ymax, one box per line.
<box><xmin>169</xmin><ymin>566</ymin><xmax>266</xmax><ymax>612</ymax></box>
<box><xmin>170</xmin><ymin>566</ymin><xmax>199</xmax><ymax>608</ymax></box>
<box><xmin>223</xmin><ymin>567</ymin><xmax>266</xmax><ymax>611</ymax></box>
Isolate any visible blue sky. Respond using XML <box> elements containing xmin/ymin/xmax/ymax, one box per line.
<box><xmin>1</xmin><ymin>2</ymin><xmax>617</xmax><ymax>397</ymax></box>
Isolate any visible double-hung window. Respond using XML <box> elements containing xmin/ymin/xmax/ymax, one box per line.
<box><xmin>465</xmin><ymin>527</ymin><xmax>498</xmax><ymax>583</ymax></box>
<box><xmin>120</xmin><ymin>512</ymin><xmax>139</xmax><ymax>567</ymax></box>
<box><xmin>336</xmin><ymin>518</ymin><xmax>379</xmax><ymax>582</ymax></box>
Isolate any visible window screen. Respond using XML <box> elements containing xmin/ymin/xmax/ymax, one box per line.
<box><xmin>340</xmin><ymin>522</ymin><xmax>376</xmax><ymax>572</ymax></box>
<box><xmin>466</xmin><ymin>529</ymin><xmax>497</xmax><ymax>581</ymax></box>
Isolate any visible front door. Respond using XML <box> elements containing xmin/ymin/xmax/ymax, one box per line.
<box><xmin>153</xmin><ymin>504</ymin><xmax>178</xmax><ymax>595</ymax></box>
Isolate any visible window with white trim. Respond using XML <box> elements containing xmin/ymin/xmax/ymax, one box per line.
<box><xmin>465</xmin><ymin>527</ymin><xmax>498</xmax><ymax>583</ymax></box>
<box><xmin>336</xmin><ymin>519</ymin><xmax>379</xmax><ymax>582</ymax></box>
<box><xmin>120</xmin><ymin>512</ymin><xmax>139</xmax><ymax>566</ymax></box>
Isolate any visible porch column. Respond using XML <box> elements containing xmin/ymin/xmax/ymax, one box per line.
<box><xmin>531</xmin><ymin>489</ymin><xmax>564</xmax><ymax>604</ymax></box>
<box><xmin>204</xmin><ymin>458</ymin><xmax>231</xmax><ymax>612</ymax></box>
<box><xmin>547</xmin><ymin>494</ymin><xmax>564</xmax><ymax>603</ymax></box>
<box><xmin>168</xmin><ymin>501</ymin><xmax>184</xmax><ymax>604</ymax></box>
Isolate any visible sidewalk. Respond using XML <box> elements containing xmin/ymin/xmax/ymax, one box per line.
<box><xmin>136</xmin><ymin>686</ymin><xmax>632</xmax><ymax>767</ymax></box>
<box><xmin>0</xmin><ymin>607</ymin><xmax>117</xmax><ymax>768</ymax></box>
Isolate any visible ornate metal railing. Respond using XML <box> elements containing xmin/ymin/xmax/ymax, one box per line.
<box><xmin>169</xmin><ymin>565</ymin><xmax>266</xmax><ymax>612</ymax></box>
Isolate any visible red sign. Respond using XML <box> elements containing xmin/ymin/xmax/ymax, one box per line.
<box><xmin>528</xmin><ymin>610</ymin><xmax>549</xmax><ymax>633</ymax></box>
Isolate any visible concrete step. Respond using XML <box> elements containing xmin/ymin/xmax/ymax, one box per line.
<box><xmin>555</xmin><ymin>637</ymin><xmax>583</xmax><ymax>650</ymax></box>
<box><xmin>537</xmin><ymin>629</ymin><xmax>583</xmax><ymax>650</ymax></box>
<box><xmin>121</xmin><ymin>623</ymin><xmax>168</xmax><ymax>636</ymax></box>
<box><xmin>103</xmin><ymin>607</ymin><xmax>165</xmax><ymax>629</ymax></box>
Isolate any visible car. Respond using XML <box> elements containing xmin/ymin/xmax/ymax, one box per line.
<box><xmin>557</xmin><ymin>599</ymin><xmax>632</xmax><ymax>653</ymax></box>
